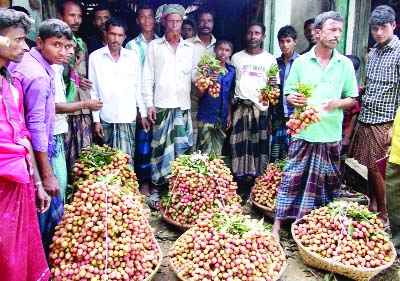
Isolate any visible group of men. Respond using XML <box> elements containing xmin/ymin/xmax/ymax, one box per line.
<box><xmin>0</xmin><ymin>1</ymin><xmax>399</xmax><ymax>278</ymax></box>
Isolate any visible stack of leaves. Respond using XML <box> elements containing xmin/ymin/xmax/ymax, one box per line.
<box><xmin>293</xmin><ymin>201</ymin><xmax>393</xmax><ymax>269</ymax></box>
<box><xmin>286</xmin><ymin>82</ymin><xmax>321</xmax><ymax>135</ymax></box>
<box><xmin>68</xmin><ymin>144</ymin><xmax>139</xmax><ymax>202</ymax></box>
<box><xmin>49</xmin><ymin>178</ymin><xmax>161</xmax><ymax>280</ymax></box>
<box><xmin>194</xmin><ymin>55</ymin><xmax>227</xmax><ymax>98</ymax></box>
<box><xmin>258</xmin><ymin>63</ymin><xmax>280</xmax><ymax>106</ymax></box>
<box><xmin>162</xmin><ymin>153</ymin><xmax>241</xmax><ymax>226</ymax></box>
<box><xmin>169</xmin><ymin>205</ymin><xmax>286</xmax><ymax>280</ymax></box>
<box><xmin>251</xmin><ymin>160</ymin><xmax>286</xmax><ymax>210</ymax></box>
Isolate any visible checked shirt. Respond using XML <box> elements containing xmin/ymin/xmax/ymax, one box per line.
<box><xmin>359</xmin><ymin>36</ymin><xmax>400</xmax><ymax>124</ymax></box>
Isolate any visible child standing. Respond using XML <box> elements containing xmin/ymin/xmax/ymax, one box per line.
<box><xmin>196</xmin><ymin>40</ymin><xmax>235</xmax><ymax>155</ymax></box>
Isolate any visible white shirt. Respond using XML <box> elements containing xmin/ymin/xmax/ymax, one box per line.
<box><xmin>52</xmin><ymin>64</ymin><xmax>68</xmax><ymax>135</ymax></box>
<box><xmin>231</xmin><ymin>50</ymin><xmax>280</xmax><ymax>111</ymax></box>
<box><xmin>187</xmin><ymin>34</ymin><xmax>217</xmax><ymax>65</ymax></box>
<box><xmin>142</xmin><ymin>37</ymin><xmax>194</xmax><ymax>110</ymax></box>
<box><xmin>89</xmin><ymin>46</ymin><xmax>146</xmax><ymax>123</ymax></box>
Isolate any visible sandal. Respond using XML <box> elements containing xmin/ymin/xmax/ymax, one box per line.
<box><xmin>146</xmin><ymin>189</ymin><xmax>160</xmax><ymax>210</ymax></box>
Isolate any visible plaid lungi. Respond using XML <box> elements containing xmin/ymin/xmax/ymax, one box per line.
<box><xmin>151</xmin><ymin>108</ymin><xmax>193</xmax><ymax>186</ymax></box>
<box><xmin>349</xmin><ymin>121</ymin><xmax>392</xmax><ymax>170</ymax></box>
<box><xmin>197</xmin><ymin>120</ymin><xmax>226</xmax><ymax>156</ymax></box>
<box><xmin>270</xmin><ymin>117</ymin><xmax>290</xmax><ymax>163</ymax></box>
<box><xmin>101</xmin><ymin>121</ymin><xmax>136</xmax><ymax>166</ymax></box>
<box><xmin>230</xmin><ymin>99</ymin><xmax>269</xmax><ymax>178</ymax></box>
<box><xmin>52</xmin><ymin>134</ymin><xmax>68</xmax><ymax>203</ymax></box>
<box><xmin>135</xmin><ymin>126</ymin><xmax>152</xmax><ymax>182</ymax></box>
<box><xmin>275</xmin><ymin>139</ymin><xmax>342</xmax><ymax>220</ymax></box>
<box><xmin>190</xmin><ymin>91</ymin><xmax>199</xmax><ymax>153</ymax></box>
<box><xmin>64</xmin><ymin>114</ymin><xmax>92</xmax><ymax>179</ymax></box>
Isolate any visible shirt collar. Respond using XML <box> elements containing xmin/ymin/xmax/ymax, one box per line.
<box><xmin>101</xmin><ymin>45</ymin><xmax>129</xmax><ymax>58</ymax></box>
<box><xmin>30</xmin><ymin>47</ymin><xmax>55</xmax><ymax>78</ymax></box>
<box><xmin>277</xmin><ymin>51</ymin><xmax>300</xmax><ymax>63</ymax></box>
<box><xmin>373</xmin><ymin>36</ymin><xmax>399</xmax><ymax>50</ymax></box>
<box><xmin>158</xmin><ymin>36</ymin><xmax>191</xmax><ymax>47</ymax></box>
<box><xmin>136</xmin><ymin>33</ymin><xmax>160</xmax><ymax>43</ymax></box>
<box><xmin>191</xmin><ymin>34</ymin><xmax>217</xmax><ymax>47</ymax></box>
<box><xmin>306</xmin><ymin>46</ymin><xmax>341</xmax><ymax>63</ymax></box>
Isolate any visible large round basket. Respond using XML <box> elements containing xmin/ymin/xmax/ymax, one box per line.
<box><xmin>291</xmin><ymin>219</ymin><xmax>396</xmax><ymax>281</ymax></box>
<box><xmin>159</xmin><ymin>201</ymin><xmax>194</xmax><ymax>232</ymax></box>
<box><xmin>144</xmin><ymin>234</ymin><xmax>164</xmax><ymax>281</ymax></box>
<box><xmin>170</xmin><ymin>228</ymin><xmax>287</xmax><ymax>281</ymax></box>
<box><xmin>250</xmin><ymin>194</ymin><xmax>275</xmax><ymax>220</ymax></box>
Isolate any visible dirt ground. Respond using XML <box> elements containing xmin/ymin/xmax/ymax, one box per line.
<box><xmin>148</xmin><ymin>203</ymin><xmax>400</xmax><ymax>281</ymax></box>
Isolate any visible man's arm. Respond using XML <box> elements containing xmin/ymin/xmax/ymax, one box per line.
<box><xmin>56</xmin><ymin>100</ymin><xmax>103</xmax><ymax>114</ymax></box>
<box><xmin>22</xmin><ymin>76</ymin><xmax>60</xmax><ymax>196</ymax></box>
<box><xmin>142</xmin><ymin>42</ymin><xmax>156</xmax><ymax>124</ymax></box>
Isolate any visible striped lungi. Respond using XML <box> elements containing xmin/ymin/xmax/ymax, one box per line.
<box><xmin>52</xmin><ymin>134</ymin><xmax>68</xmax><ymax>203</ymax></box>
<box><xmin>151</xmin><ymin>108</ymin><xmax>193</xmax><ymax>186</ymax></box>
<box><xmin>275</xmin><ymin>139</ymin><xmax>341</xmax><ymax>220</ymax></box>
<box><xmin>230</xmin><ymin>99</ymin><xmax>269</xmax><ymax>178</ymax></box>
<box><xmin>101</xmin><ymin>121</ymin><xmax>136</xmax><ymax>165</ymax></box>
<box><xmin>64</xmin><ymin>114</ymin><xmax>92</xmax><ymax>179</ymax></box>
<box><xmin>190</xmin><ymin>91</ymin><xmax>199</xmax><ymax>153</ymax></box>
<box><xmin>135</xmin><ymin>126</ymin><xmax>152</xmax><ymax>182</ymax></box>
<box><xmin>349</xmin><ymin>121</ymin><xmax>392</xmax><ymax>170</ymax></box>
<box><xmin>270</xmin><ymin>117</ymin><xmax>290</xmax><ymax>163</ymax></box>
<box><xmin>197</xmin><ymin>120</ymin><xmax>226</xmax><ymax>156</ymax></box>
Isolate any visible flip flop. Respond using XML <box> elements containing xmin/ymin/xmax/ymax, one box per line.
<box><xmin>146</xmin><ymin>189</ymin><xmax>160</xmax><ymax>210</ymax></box>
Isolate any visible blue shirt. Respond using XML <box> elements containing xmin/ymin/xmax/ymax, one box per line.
<box><xmin>274</xmin><ymin>51</ymin><xmax>299</xmax><ymax>118</ymax></box>
<box><xmin>197</xmin><ymin>64</ymin><xmax>235</xmax><ymax>125</ymax></box>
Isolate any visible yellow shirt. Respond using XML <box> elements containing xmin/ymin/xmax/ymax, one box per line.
<box><xmin>389</xmin><ymin>107</ymin><xmax>400</xmax><ymax>165</ymax></box>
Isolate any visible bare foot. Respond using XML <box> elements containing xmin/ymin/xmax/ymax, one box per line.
<box><xmin>271</xmin><ymin>231</ymin><xmax>280</xmax><ymax>242</ymax></box>
<box><xmin>139</xmin><ymin>181</ymin><xmax>151</xmax><ymax>197</ymax></box>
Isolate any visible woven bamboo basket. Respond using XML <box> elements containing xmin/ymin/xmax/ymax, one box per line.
<box><xmin>250</xmin><ymin>194</ymin><xmax>275</xmax><ymax>219</ymax></box>
<box><xmin>170</xmin><ymin>228</ymin><xmax>287</xmax><ymax>281</ymax></box>
<box><xmin>291</xmin><ymin>219</ymin><xmax>396</xmax><ymax>281</ymax></box>
<box><xmin>159</xmin><ymin>201</ymin><xmax>194</xmax><ymax>231</ymax></box>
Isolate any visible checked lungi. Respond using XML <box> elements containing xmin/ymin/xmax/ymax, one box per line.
<box><xmin>101</xmin><ymin>121</ymin><xmax>136</xmax><ymax>165</ymax></box>
<box><xmin>151</xmin><ymin>108</ymin><xmax>193</xmax><ymax>186</ymax></box>
<box><xmin>270</xmin><ymin>117</ymin><xmax>290</xmax><ymax>163</ymax></box>
<box><xmin>230</xmin><ymin>99</ymin><xmax>269</xmax><ymax>178</ymax></box>
<box><xmin>197</xmin><ymin>120</ymin><xmax>226</xmax><ymax>156</ymax></box>
<box><xmin>275</xmin><ymin>139</ymin><xmax>341</xmax><ymax>220</ymax></box>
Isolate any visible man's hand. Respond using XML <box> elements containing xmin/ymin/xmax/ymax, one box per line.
<box><xmin>268</xmin><ymin>76</ymin><xmax>277</xmax><ymax>87</ymax></box>
<box><xmin>385</xmin><ymin>127</ymin><xmax>393</xmax><ymax>145</ymax></box>
<box><xmin>210</xmin><ymin>71</ymin><xmax>219</xmax><ymax>82</ymax></box>
<box><xmin>94</xmin><ymin>122</ymin><xmax>104</xmax><ymax>139</ymax></box>
<box><xmin>85</xmin><ymin>99</ymin><xmax>103</xmax><ymax>111</ymax></box>
<box><xmin>287</xmin><ymin>93</ymin><xmax>308</xmax><ymax>107</ymax></box>
<box><xmin>42</xmin><ymin>174</ymin><xmax>60</xmax><ymax>197</ymax></box>
<box><xmin>79</xmin><ymin>77</ymin><xmax>93</xmax><ymax>90</ymax></box>
<box><xmin>147</xmin><ymin>107</ymin><xmax>156</xmax><ymax>124</ymax></box>
<box><xmin>36</xmin><ymin>187</ymin><xmax>51</xmax><ymax>213</ymax></box>
<box><xmin>322</xmin><ymin>99</ymin><xmax>340</xmax><ymax>112</ymax></box>
<box><xmin>141</xmin><ymin>117</ymin><xmax>151</xmax><ymax>133</ymax></box>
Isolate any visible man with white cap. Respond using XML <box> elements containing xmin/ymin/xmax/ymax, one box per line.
<box><xmin>142</xmin><ymin>4</ymin><xmax>194</xmax><ymax>208</ymax></box>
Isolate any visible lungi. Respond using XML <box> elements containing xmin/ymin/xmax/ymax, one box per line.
<box><xmin>275</xmin><ymin>139</ymin><xmax>341</xmax><ymax>220</ymax></box>
<box><xmin>135</xmin><ymin>126</ymin><xmax>152</xmax><ymax>182</ymax></box>
<box><xmin>101</xmin><ymin>121</ymin><xmax>136</xmax><ymax>165</ymax></box>
<box><xmin>349</xmin><ymin>121</ymin><xmax>392</xmax><ymax>170</ymax></box>
<box><xmin>151</xmin><ymin>108</ymin><xmax>193</xmax><ymax>185</ymax></box>
<box><xmin>270</xmin><ymin>117</ymin><xmax>290</xmax><ymax>163</ymax></box>
<box><xmin>0</xmin><ymin>178</ymin><xmax>50</xmax><ymax>281</ymax></box>
<box><xmin>197</xmin><ymin>120</ymin><xmax>226</xmax><ymax>156</ymax></box>
<box><xmin>64</xmin><ymin>114</ymin><xmax>92</xmax><ymax>178</ymax></box>
<box><xmin>230</xmin><ymin>99</ymin><xmax>269</xmax><ymax>178</ymax></box>
<box><xmin>52</xmin><ymin>134</ymin><xmax>67</xmax><ymax>203</ymax></box>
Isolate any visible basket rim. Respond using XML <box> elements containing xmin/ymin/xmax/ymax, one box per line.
<box><xmin>291</xmin><ymin>218</ymin><xmax>396</xmax><ymax>274</ymax></box>
<box><xmin>159</xmin><ymin>201</ymin><xmax>194</xmax><ymax>231</ymax></box>
<box><xmin>250</xmin><ymin>194</ymin><xmax>275</xmax><ymax>211</ymax></box>
<box><xmin>169</xmin><ymin>227</ymin><xmax>288</xmax><ymax>281</ymax></box>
